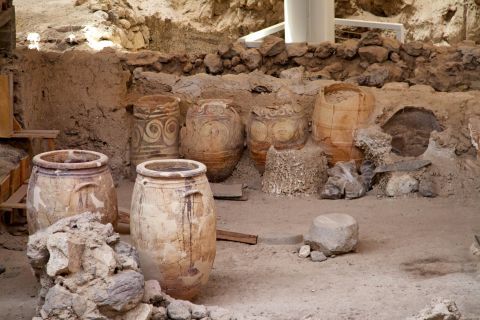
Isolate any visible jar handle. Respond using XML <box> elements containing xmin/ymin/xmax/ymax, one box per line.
<box><xmin>183</xmin><ymin>189</ymin><xmax>202</xmax><ymax>197</ymax></box>
<box><xmin>74</xmin><ymin>182</ymin><xmax>100</xmax><ymax>193</ymax></box>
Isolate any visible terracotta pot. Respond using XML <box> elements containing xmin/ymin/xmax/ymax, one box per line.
<box><xmin>180</xmin><ymin>99</ymin><xmax>244</xmax><ymax>182</ymax></box>
<box><xmin>131</xmin><ymin>95</ymin><xmax>181</xmax><ymax>177</ymax></box>
<box><xmin>312</xmin><ymin>83</ymin><xmax>374</xmax><ymax>165</ymax></box>
<box><xmin>130</xmin><ymin>159</ymin><xmax>216</xmax><ymax>300</ymax></box>
<box><xmin>247</xmin><ymin>103</ymin><xmax>309</xmax><ymax>173</ymax></box>
<box><xmin>26</xmin><ymin>150</ymin><xmax>118</xmax><ymax>234</ymax></box>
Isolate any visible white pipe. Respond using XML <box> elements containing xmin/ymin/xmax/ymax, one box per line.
<box><xmin>309</xmin><ymin>0</ymin><xmax>335</xmax><ymax>43</ymax></box>
<box><xmin>284</xmin><ymin>0</ymin><xmax>308</xmax><ymax>43</ymax></box>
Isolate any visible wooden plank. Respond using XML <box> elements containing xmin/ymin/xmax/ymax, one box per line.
<box><xmin>0</xmin><ymin>183</ymin><xmax>27</xmax><ymax>209</ymax></box>
<box><xmin>216</xmin><ymin>229</ymin><xmax>258</xmax><ymax>245</ymax></box>
<box><xmin>13</xmin><ymin>117</ymin><xmax>21</xmax><ymax>130</ymax></box>
<box><xmin>0</xmin><ymin>73</ymin><xmax>13</xmax><ymax>138</ymax></box>
<box><xmin>0</xmin><ymin>173</ymin><xmax>10</xmax><ymax>202</ymax></box>
<box><xmin>11</xmin><ymin>129</ymin><xmax>60</xmax><ymax>139</ymax></box>
<box><xmin>0</xmin><ymin>7</ymin><xmax>11</xmax><ymax>27</ymax></box>
<box><xmin>117</xmin><ymin>207</ymin><xmax>257</xmax><ymax>245</ymax></box>
<box><xmin>19</xmin><ymin>156</ymin><xmax>30</xmax><ymax>181</ymax></box>
<box><xmin>9</xmin><ymin>164</ymin><xmax>20</xmax><ymax>194</ymax></box>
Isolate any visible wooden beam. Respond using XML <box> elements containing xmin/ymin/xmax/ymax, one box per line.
<box><xmin>9</xmin><ymin>164</ymin><xmax>20</xmax><ymax>195</ymax></box>
<box><xmin>0</xmin><ymin>174</ymin><xmax>10</xmax><ymax>203</ymax></box>
<box><xmin>19</xmin><ymin>156</ymin><xmax>30</xmax><ymax>182</ymax></box>
<box><xmin>0</xmin><ymin>7</ymin><xmax>12</xmax><ymax>28</ymax></box>
<box><xmin>0</xmin><ymin>184</ymin><xmax>27</xmax><ymax>209</ymax></box>
<box><xmin>0</xmin><ymin>73</ymin><xmax>13</xmax><ymax>138</ymax></box>
<box><xmin>11</xmin><ymin>129</ymin><xmax>60</xmax><ymax>139</ymax></box>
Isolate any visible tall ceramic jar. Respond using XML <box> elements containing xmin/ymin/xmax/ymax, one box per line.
<box><xmin>26</xmin><ymin>150</ymin><xmax>118</xmax><ymax>234</ymax></box>
<box><xmin>180</xmin><ymin>99</ymin><xmax>244</xmax><ymax>182</ymax></box>
<box><xmin>247</xmin><ymin>103</ymin><xmax>309</xmax><ymax>173</ymax></box>
<box><xmin>311</xmin><ymin>83</ymin><xmax>374</xmax><ymax>165</ymax></box>
<box><xmin>131</xmin><ymin>95</ymin><xmax>181</xmax><ymax>177</ymax></box>
<box><xmin>130</xmin><ymin>159</ymin><xmax>216</xmax><ymax>300</ymax></box>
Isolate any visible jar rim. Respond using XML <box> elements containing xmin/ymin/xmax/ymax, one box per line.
<box><xmin>33</xmin><ymin>150</ymin><xmax>109</xmax><ymax>170</ymax></box>
<box><xmin>137</xmin><ymin>159</ymin><xmax>207</xmax><ymax>178</ymax></box>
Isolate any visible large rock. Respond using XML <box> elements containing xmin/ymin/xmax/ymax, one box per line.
<box><xmin>406</xmin><ymin>298</ymin><xmax>461</xmax><ymax>320</ymax></box>
<box><xmin>336</xmin><ymin>39</ymin><xmax>359</xmax><ymax>59</ymax></box>
<box><xmin>167</xmin><ymin>300</ymin><xmax>192</xmax><ymax>320</ymax></box>
<box><xmin>385</xmin><ymin>173</ymin><xmax>419</xmax><ymax>197</ymax></box>
<box><xmin>240</xmin><ymin>48</ymin><xmax>262</xmax><ymax>70</ymax></box>
<box><xmin>286</xmin><ymin>42</ymin><xmax>308</xmax><ymax>57</ymax></box>
<box><xmin>314</xmin><ymin>41</ymin><xmax>335</xmax><ymax>59</ymax></box>
<box><xmin>259</xmin><ymin>35</ymin><xmax>285</xmax><ymax>57</ymax></box>
<box><xmin>358</xmin><ymin>46</ymin><xmax>389</xmax><ymax>63</ymax></box>
<box><xmin>304</xmin><ymin>213</ymin><xmax>359</xmax><ymax>256</ymax></box>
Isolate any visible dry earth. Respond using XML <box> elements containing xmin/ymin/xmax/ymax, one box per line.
<box><xmin>2</xmin><ymin>184</ymin><xmax>478</xmax><ymax>319</ymax></box>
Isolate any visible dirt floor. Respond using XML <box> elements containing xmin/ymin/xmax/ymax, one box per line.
<box><xmin>2</xmin><ymin>181</ymin><xmax>479</xmax><ymax>320</ymax></box>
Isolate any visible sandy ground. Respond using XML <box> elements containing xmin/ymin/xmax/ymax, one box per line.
<box><xmin>1</xmin><ymin>182</ymin><xmax>479</xmax><ymax>319</ymax></box>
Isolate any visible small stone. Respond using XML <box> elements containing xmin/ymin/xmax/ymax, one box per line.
<box><xmin>191</xmin><ymin>304</ymin><xmax>208</xmax><ymax>319</ymax></box>
<box><xmin>208</xmin><ymin>306</ymin><xmax>233</xmax><ymax>320</ymax></box>
<box><xmin>279</xmin><ymin>66</ymin><xmax>304</xmax><ymax>83</ymax></box>
<box><xmin>240</xmin><ymin>48</ymin><xmax>262</xmax><ymax>70</ymax></box>
<box><xmin>204</xmin><ymin>53</ymin><xmax>223</xmax><ymax>74</ymax></box>
<box><xmin>358</xmin><ymin>46</ymin><xmax>389</xmax><ymax>63</ymax></box>
<box><xmin>231</xmin><ymin>56</ymin><xmax>241</xmax><ymax>67</ymax></box>
<box><xmin>314</xmin><ymin>41</ymin><xmax>335</xmax><ymax>59</ymax></box>
<box><xmin>357</xmin><ymin>63</ymin><xmax>390</xmax><ymax>87</ymax></box>
<box><xmin>118</xmin><ymin>19</ymin><xmax>131</xmax><ymax>29</ymax></box>
<box><xmin>419</xmin><ymin>177</ymin><xmax>437</xmax><ymax>198</ymax></box>
<box><xmin>183</xmin><ymin>62</ymin><xmax>193</xmax><ymax>73</ymax></box>
<box><xmin>152</xmin><ymin>306</ymin><xmax>167</xmax><ymax>320</ymax></box>
<box><xmin>93</xmin><ymin>10</ymin><xmax>109</xmax><ymax>21</ymax></box>
<box><xmin>286</xmin><ymin>42</ymin><xmax>308</xmax><ymax>57</ymax></box>
<box><xmin>382</xmin><ymin>37</ymin><xmax>400</xmax><ymax>53</ymax></box>
<box><xmin>259</xmin><ymin>35</ymin><xmax>285</xmax><ymax>57</ymax></box>
<box><xmin>298</xmin><ymin>245</ymin><xmax>311</xmax><ymax>258</ymax></box>
<box><xmin>359</xmin><ymin>33</ymin><xmax>383</xmax><ymax>46</ymax></box>
<box><xmin>222</xmin><ymin>59</ymin><xmax>232</xmax><ymax>69</ymax></box>
<box><xmin>390</xmin><ymin>52</ymin><xmax>401</xmax><ymax>62</ymax></box>
<box><xmin>233</xmin><ymin>64</ymin><xmax>247</xmax><ymax>73</ymax></box>
<box><xmin>403</xmin><ymin>41</ymin><xmax>424</xmax><ymax>57</ymax></box>
<box><xmin>336</xmin><ymin>39</ymin><xmax>358</xmax><ymax>59</ymax></box>
<box><xmin>304</xmin><ymin>213</ymin><xmax>359</xmax><ymax>256</ymax></box>
<box><xmin>385</xmin><ymin>173</ymin><xmax>419</xmax><ymax>197</ymax></box>
<box><xmin>167</xmin><ymin>300</ymin><xmax>192</xmax><ymax>320</ymax></box>
<box><xmin>142</xmin><ymin>279</ymin><xmax>163</xmax><ymax>305</ymax></box>
<box><xmin>123</xmin><ymin>303</ymin><xmax>153</xmax><ymax>320</ymax></box>
<box><xmin>310</xmin><ymin>251</ymin><xmax>327</xmax><ymax>262</ymax></box>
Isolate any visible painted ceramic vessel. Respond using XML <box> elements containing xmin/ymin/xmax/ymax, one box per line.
<box><xmin>26</xmin><ymin>149</ymin><xmax>118</xmax><ymax>234</ymax></box>
<box><xmin>247</xmin><ymin>103</ymin><xmax>308</xmax><ymax>173</ymax></box>
<box><xmin>130</xmin><ymin>159</ymin><xmax>216</xmax><ymax>300</ymax></box>
<box><xmin>180</xmin><ymin>99</ymin><xmax>244</xmax><ymax>182</ymax></box>
<box><xmin>312</xmin><ymin>83</ymin><xmax>374</xmax><ymax>165</ymax></box>
<box><xmin>131</xmin><ymin>95</ymin><xmax>181</xmax><ymax>177</ymax></box>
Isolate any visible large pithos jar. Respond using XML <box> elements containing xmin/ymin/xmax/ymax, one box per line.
<box><xmin>130</xmin><ymin>159</ymin><xmax>216</xmax><ymax>300</ymax></box>
<box><xmin>26</xmin><ymin>150</ymin><xmax>118</xmax><ymax>234</ymax></box>
<box><xmin>312</xmin><ymin>83</ymin><xmax>374</xmax><ymax>165</ymax></box>
<box><xmin>180</xmin><ymin>99</ymin><xmax>244</xmax><ymax>182</ymax></box>
<box><xmin>131</xmin><ymin>95</ymin><xmax>181</xmax><ymax>177</ymax></box>
<box><xmin>247</xmin><ymin>103</ymin><xmax>309</xmax><ymax>173</ymax></box>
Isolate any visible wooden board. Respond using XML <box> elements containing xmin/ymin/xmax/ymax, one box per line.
<box><xmin>0</xmin><ymin>183</ymin><xmax>27</xmax><ymax>210</ymax></box>
<box><xmin>11</xmin><ymin>129</ymin><xmax>60</xmax><ymax>139</ymax></box>
<box><xmin>0</xmin><ymin>74</ymin><xmax>13</xmax><ymax>138</ymax></box>
<box><xmin>9</xmin><ymin>164</ymin><xmax>20</xmax><ymax>195</ymax></box>
<box><xmin>117</xmin><ymin>207</ymin><xmax>257</xmax><ymax>245</ymax></box>
<box><xmin>0</xmin><ymin>173</ymin><xmax>10</xmax><ymax>202</ymax></box>
<box><xmin>19</xmin><ymin>156</ymin><xmax>30</xmax><ymax>181</ymax></box>
<box><xmin>211</xmin><ymin>183</ymin><xmax>248</xmax><ymax>201</ymax></box>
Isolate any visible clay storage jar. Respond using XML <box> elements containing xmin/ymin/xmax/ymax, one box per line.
<box><xmin>131</xmin><ymin>94</ymin><xmax>181</xmax><ymax>177</ymax></box>
<box><xmin>311</xmin><ymin>83</ymin><xmax>374</xmax><ymax>165</ymax></box>
<box><xmin>26</xmin><ymin>150</ymin><xmax>118</xmax><ymax>234</ymax></box>
<box><xmin>247</xmin><ymin>103</ymin><xmax>309</xmax><ymax>173</ymax></box>
<box><xmin>130</xmin><ymin>159</ymin><xmax>216</xmax><ymax>300</ymax></box>
<box><xmin>180</xmin><ymin>99</ymin><xmax>244</xmax><ymax>182</ymax></box>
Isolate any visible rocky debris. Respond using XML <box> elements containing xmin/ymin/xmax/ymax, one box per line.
<box><xmin>310</xmin><ymin>251</ymin><xmax>328</xmax><ymax>262</ymax></box>
<box><xmin>279</xmin><ymin>66</ymin><xmax>305</xmax><ymax>83</ymax></box>
<box><xmin>382</xmin><ymin>38</ymin><xmax>401</xmax><ymax>53</ymax></box>
<box><xmin>359</xmin><ymin>33</ymin><xmax>384</xmax><ymax>47</ymax></box>
<box><xmin>259</xmin><ymin>36</ymin><xmax>285</xmax><ymax>57</ymax></box>
<box><xmin>262</xmin><ymin>142</ymin><xmax>328</xmax><ymax>196</ymax></box>
<box><xmin>314</xmin><ymin>42</ymin><xmax>336</xmax><ymax>59</ymax></box>
<box><xmin>320</xmin><ymin>161</ymin><xmax>367</xmax><ymax>200</ymax></box>
<box><xmin>354</xmin><ymin>126</ymin><xmax>393</xmax><ymax>165</ymax></box>
<box><xmin>204</xmin><ymin>53</ymin><xmax>223</xmax><ymax>74</ymax></box>
<box><xmin>419</xmin><ymin>177</ymin><xmax>437</xmax><ymax>198</ymax></box>
<box><xmin>358</xmin><ymin>46</ymin><xmax>389</xmax><ymax>63</ymax></box>
<box><xmin>406</xmin><ymin>298</ymin><xmax>461</xmax><ymax>320</ymax></box>
<box><xmin>358</xmin><ymin>63</ymin><xmax>402</xmax><ymax>87</ymax></box>
<box><xmin>298</xmin><ymin>245</ymin><xmax>311</xmax><ymax>258</ymax></box>
<box><xmin>240</xmin><ymin>48</ymin><xmax>262</xmax><ymax>70</ymax></box>
<box><xmin>385</xmin><ymin>173</ymin><xmax>419</xmax><ymax>197</ymax></box>
<box><xmin>304</xmin><ymin>213</ymin><xmax>359</xmax><ymax>256</ymax></box>
<box><xmin>336</xmin><ymin>39</ymin><xmax>359</xmax><ymax>59</ymax></box>
<box><xmin>402</xmin><ymin>41</ymin><xmax>424</xmax><ymax>57</ymax></box>
<box><xmin>27</xmin><ymin>212</ymin><xmax>234</xmax><ymax>320</ymax></box>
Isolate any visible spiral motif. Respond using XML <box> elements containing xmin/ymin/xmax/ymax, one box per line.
<box><xmin>132</xmin><ymin>125</ymin><xmax>142</xmax><ymax>149</ymax></box>
<box><xmin>250</xmin><ymin>120</ymin><xmax>268</xmax><ymax>142</ymax></box>
<box><xmin>143</xmin><ymin>119</ymin><xmax>163</xmax><ymax>143</ymax></box>
<box><xmin>164</xmin><ymin>117</ymin><xmax>179</xmax><ymax>146</ymax></box>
